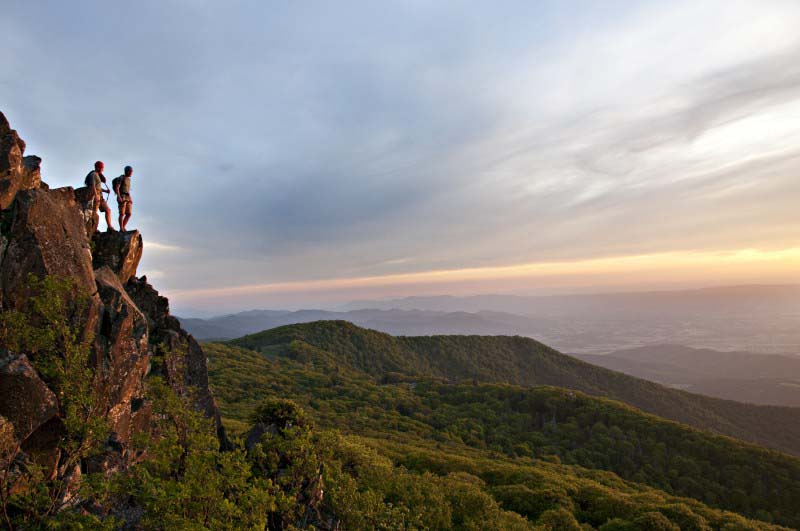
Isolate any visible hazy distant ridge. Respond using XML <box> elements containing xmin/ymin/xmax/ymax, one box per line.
<box><xmin>578</xmin><ymin>344</ymin><xmax>800</xmax><ymax>407</ymax></box>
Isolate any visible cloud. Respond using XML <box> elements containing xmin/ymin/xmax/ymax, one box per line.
<box><xmin>2</xmin><ymin>0</ymin><xmax>800</xmax><ymax>306</ymax></box>
<box><xmin>146</xmin><ymin>241</ymin><xmax>185</xmax><ymax>253</ymax></box>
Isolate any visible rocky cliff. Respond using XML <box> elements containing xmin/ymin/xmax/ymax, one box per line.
<box><xmin>0</xmin><ymin>111</ymin><xmax>225</xmax><ymax>494</ymax></box>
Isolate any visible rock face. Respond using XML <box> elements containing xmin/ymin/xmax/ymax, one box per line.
<box><xmin>93</xmin><ymin>231</ymin><xmax>143</xmax><ymax>284</ymax></box>
<box><xmin>126</xmin><ymin>276</ymin><xmax>227</xmax><ymax>444</ymax></box>
<box><xmin>94</xmin><ymin>267</ymin><xmax>150</xmax><ymax>445</ymax></box>
<box><xmin>0</xmin><ymin>353</ymin><xmax>64</xmax><ymax>480</ymax></box>
<box><xmin>0</xmin><ymin>186</ymin><xmax>98</xmax><ymax>336</ymax></box>
<box><xmin>0</xmin><ymin>112</ymin><xmax>41</xmax><ymax>210</ymax></box>
<box><xmin>0</xmin><ymin>353</ymin><xmax>59</xmax><ymax>444</ymax></box>
<box><xmin>0</xmin><ymin>111</ymin><xmax>225</xmax><ymax>491</ymax></box>
<box><xmin>74</xmin><ymin>186</ymin><xmax>99</xmax><ymax>236</ymax></box>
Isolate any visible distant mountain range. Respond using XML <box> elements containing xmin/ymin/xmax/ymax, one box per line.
<box><xmin>342</xmin><ymin>285</ymin><xmax>800</xmax><ymax>354</ymax></box>
<box><xmin>179</xmin><ymin>308</ymin><xmax>544</xmax><ymax>341</ymax></box>
<box><xmin>342</xmin><ymin>285</ymin><xmax>800</xmax><ymax>314</ymax></box>
<box><xmin>577</xmin><ymin>344</ymin><xmax>800</xmax><ymax>407</ymax></box>
<box><xmin>180</xmin><ymin>284</ymin><xmax>800</xmax><ymax>354</ymax></box>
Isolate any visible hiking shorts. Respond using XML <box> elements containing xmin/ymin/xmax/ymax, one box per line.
<box><xmin>94</xmin><ymin>197</ymin><xmax>109</xmax><ymax>213</ymax></box>
<box><xmin>118</xmin><ymin>195</ymin><xmax>132</xmax><ymax>214</ymax></box>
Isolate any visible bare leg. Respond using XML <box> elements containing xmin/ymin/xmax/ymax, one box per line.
<box><xmin>105</xmin><ymin>208</ymin><xmax>115</xmax><ymax>231</ymax></box>
<box><xmin>122</xmin><ymin>202</ymin><xmax>132</xmax><ymax>231</ymax></box>
<box><xmin>118</xmin><ymin>208</ymin><xmax>124</xmax><ymax>232</ymax></box>
<box><xmin>92</xmin><ymin>205</ymin><xmax>100</xmax><ymax>234</ymax></box>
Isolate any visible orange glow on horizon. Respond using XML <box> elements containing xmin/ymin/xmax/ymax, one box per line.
<box><xmin>171</xmin><ymin>246</ymin><xmax>800</xmax><ymax>302</ymax></box>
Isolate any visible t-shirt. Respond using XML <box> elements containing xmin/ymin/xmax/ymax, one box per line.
<box><xmin>117</xmin><ymin>175</ymin><xmax>131</xmax><ymax>195</ymax></box>
<box><xmin>85</xmin><ymin>171</ymin><xmax>105</xmax><ymax>194</ymax></box>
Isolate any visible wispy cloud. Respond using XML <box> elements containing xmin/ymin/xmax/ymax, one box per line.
<box><xmin>167</xmin><ymin>245</ymin><xmax>800</xmax><ymax>311</ymax></box>
<box><xmin>2</xmin><ymin>0</ymin><xmax>800</xmax><ymax>308</ymax></box>
<box><xmin>146</xmin><ymin>241</ymin><xmax>185</xmax><ymax>253</ymax></box>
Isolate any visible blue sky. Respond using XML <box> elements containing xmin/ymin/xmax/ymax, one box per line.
<box><xmin>3</xmin><ymin>1</ymin><xmax>800</xmax><ymax>313</ymax></box>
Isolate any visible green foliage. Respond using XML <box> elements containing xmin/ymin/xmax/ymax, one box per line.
<box><xmin>536</xmin><ymin>507</ymin><xmax>583</xmax><ymax>530</ymax></box>
<box><xmin>231</xmin><ymin>321</ymin><xmax>800</xmax><ymax>457</ymax></box>
<box><xmin>206</xmin><ymin>334</ymin><xmax>795</xmax><ymax>530</ymax></box>
<box><xmin>0</xmin><ymin>274</ymin><xmax>109</xmax><ymax>528</ymax></box>
<box><xmin>3</xmin><ymin>295</ymin><xmax>795</xmax><ymax>530</ymax></box>
<box><xmin>103</xmin><ymin>375</ymin><xmax>272</xmax><ymax>530</ymax></box>
<box><xmin>250</xmin><ymin>398</ymin><xmax>310</xmax><ymax>430</ymax></box>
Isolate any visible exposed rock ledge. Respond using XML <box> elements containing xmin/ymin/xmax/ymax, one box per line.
<box><xmin>0</xmin><ymin>111</ymin><xmax>226</xmax><ymax>491</ymax></box>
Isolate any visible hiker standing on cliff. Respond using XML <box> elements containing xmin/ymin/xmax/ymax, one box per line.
<box><xmin>85</xmin><ymin>160</ymin><xmax>115</xmax><ymax>232</ymax></box>
<box><xmin>113</xmin><ymin>165</ymin><xmax>133</xmax><ymax>232</ymax></box>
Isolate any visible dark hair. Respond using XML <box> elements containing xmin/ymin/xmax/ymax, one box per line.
<box><xmin>124</xmin><ymin>165</ymin><xmax>133</xmax><ymax>175</ymax></box>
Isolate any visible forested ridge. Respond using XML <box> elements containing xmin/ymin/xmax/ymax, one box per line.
<box><xmin>205</xmin><ymin>321</ymin><xmax>800</xmax><ymax>528</ymax></box>
<box><xmin>231</xmin><ymin>321</ymin><xmax>800</xmax><ymax>456</ymax></box>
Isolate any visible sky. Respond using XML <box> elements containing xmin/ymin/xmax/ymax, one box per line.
<box><xmin>3</xmin><ymin>1</ymin><xmax>800</xmax><ymax>314</ymax></box>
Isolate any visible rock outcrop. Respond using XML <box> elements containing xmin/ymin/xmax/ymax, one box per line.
<box><xmin>0</xmin><ymin>112</ymin><xmax>41</xmax><ymax>210</ymax></box>
<box><xmin>0</xmin><ymin>354</ymin><xmax>59</xmax><ymax>445</ymax></box>
<box><xmin>126</xmin><ymin>275</ymin><xmax>226</xmax><ymax>444</ymax></box>
<box><xmin>94</xmin><ymin>267</ymin><xmax>150</xmax><ymax>446</ymax></box>
<box><xmin>0</xmin><ymin>186</ymin><xmax>98</xmax><ymax>336</ymax></box>
<box><xmin>0</xmin><ymin>111</ymin><xmax>225</xmax><ymax>494</ymax></box>
<box><xmin>74</xmin><ymin>186</ymin><xmax>99</xmax><ymax>236</ymax></box>
<box><xmin>93</xmin><ymin>231</ymin><xmax>143</xmax><ymax>285</ymax></box>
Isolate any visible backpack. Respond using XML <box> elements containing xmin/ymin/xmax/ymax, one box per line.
<box><xmin>111</xmin><ymin>176</ymin><xmax>122</xmax><ymax>195</ymax></box>
<box><xmin>85</xmin><ymin>171</ymin><xmax>107</xmax><ymax>188</ymax></box>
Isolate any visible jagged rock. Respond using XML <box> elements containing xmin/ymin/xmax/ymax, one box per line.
<box><xmin>74</xmin><ymin>186</ymin><xmax>99</xmax><ymax>236</ymax></box>
<box><xmin>0</xmin><ymin>353</ymin><xmax>59</xmax><ymax>444</ymax></box>
<box><xmin>0</xmin><ymin>111</ymin><xmax>226</xmax><ymax>505</ymax></box>
<box><xmin>1</xmin><ymin>187</ymin><xmax>97</xmax><ymax>333</ymax></box>
<box><xmin>94</xmin><ymin>267</ymin><xmax>150</xmax><ymax>445</ymax></box>
<box><xmin>126</xmin><ymin>275</ymin><xmax>228</xmax><ymax>446</ymax></box>
<box><xmin>0</xmin><ymin>353</ymin><xmax>64</xmax><ymax>483</ymax></box>
<box><xmin>0</xmin><ymin>112</ymin><xmax>41</xmax><ymax>210</ymax></box>
<box><xmin>93</xmin><ymin>231</ymin><xmax>143</xmax><ymax>285</ymax></box>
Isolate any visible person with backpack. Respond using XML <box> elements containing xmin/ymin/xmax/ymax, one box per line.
<box><xmin>85</xmin><ymin>160</ymin><xmax>115</xmax><ymax>232</ymax></box>
<box><xmin>112</xmin><ymin>165</ymin><xmax>134</xmax><ymax>231</ymax></box>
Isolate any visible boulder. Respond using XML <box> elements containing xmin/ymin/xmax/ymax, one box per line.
<box><xmin>94</xmin><ymin>267</ymin><xmax>150</xmax><ymax>444</ymax></box>
<box><xmin>0</xmin><ymin>353</ymin><xmax>63</xmax><ymax>482</ymax></box>
<box><xmin>1</xmin><ymin>187</ymin><xmax>96</xmax><ymax>302</ymax></box>
<box><xmin>0</xmin><ymin>353</ymin><xmax>59</xmax><ymax>444</ymax></box>
<box><xmin>0</xmin><ymin>112</ymin><xmax>41</xmax><ymax>210</ymax></box>
<box><xmin>92</xmin><ymin>230</ymin><xmax>143</xmax><ymax>285</ymax></box>
<box><xmin>0</xmin><ymin>187</ymin><xmax>98</xmax><ymax>339</ymax></box>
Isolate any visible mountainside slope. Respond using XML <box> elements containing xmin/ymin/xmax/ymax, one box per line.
<box><xmin>577</xmin><ymin>345</ymin><xmax>800</xmax><ymax>407</ymax></box>
<box><xmin>207</xmin><ymin>339</ymin><xmax>800</xmax><ymax>528</ymax></box>
<box><xmin>231</xmin><ymin>321</ymin><xmax>800</xmax><ymax>456</ymax></box>
<box><xmin>600</xmin><ymin>344</ymin><xmax>800</xmax><ymax>378</ymax></box>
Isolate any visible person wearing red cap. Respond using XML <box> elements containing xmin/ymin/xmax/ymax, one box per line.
<box><xmin>84</xmin><ymin>161</ymin><xmax>115</xmax><ymax>232</ymax></box>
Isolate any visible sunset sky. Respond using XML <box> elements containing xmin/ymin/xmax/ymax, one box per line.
<box><xmin>3</xmin><ymin>1</ymin><xmax>800</xmax><ymax>313</ymax></box>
